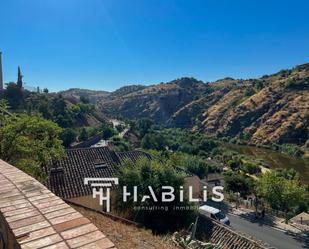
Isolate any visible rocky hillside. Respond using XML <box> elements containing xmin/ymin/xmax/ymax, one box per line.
<box><xmin>98</xmin><ymin>78</ymin><xmax>210</xmax><ymax>123</ymax></box>
<box><xmin>60</xmin><ymin>63</ymin><xmax>309</xmax><ymax>146</ymax></box>
<box><xmin>172</xmin><ymin>65</ymin><xmax>309</xmax><ymax>146</ymax></box>
<box><xmin>59</xmin><ymin>88</ymin><xmax>110</xmax><ymax>104</ymax></box>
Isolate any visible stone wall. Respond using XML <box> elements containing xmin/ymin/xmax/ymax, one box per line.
<box><xmin>0</xmin><ymin>160</ymin><xmax>116</xmax><ymax>249</ymax></box>
<box><xmin>0</xmin><ymin>211</ymin><xmax>20</xmax><ymax>249</ymax></box>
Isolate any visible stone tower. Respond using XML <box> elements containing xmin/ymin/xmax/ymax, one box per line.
<box><xmin>17</xmin><ymin>66</ymin><xmax>23</xmax><ymax>88</ymax></box>
<box><xmin>0</xmin><ymin>52</ymin><xmax>3</xmax><ymax>90</ymax></box>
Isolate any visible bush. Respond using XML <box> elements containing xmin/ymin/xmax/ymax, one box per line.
<box><xmin>241</xmin><ymin>162</ymin><xmax>261</xmax><ymax>175</ymax></box>
<box><xmin>280</xmin><ymin>144</ymin><xmax>304</xmax><ymax>157</ymax></box>
<box><xmin>133</xmin><ymin>118</ymin><xmax>153</xmax><ymax>137</ymax></box>
<box><xmin>227</xmin><ymin>159</ymin><xmax>240</xmax><ymax>171</ymax></box>
<box><xmin>224</xmin><ymin>172</ymin><xmax>254</xmax><ymax>197</ymax></box>
<box><xmin>141</xmin><ymin>133</ymin><xmax>166</xmax><ymax>150</ymax></box>
<box><xmin>111</xmin><ymin>137</ymin><xmax>132</xmax><ymax>152</ymax></box>
<box><xmin>285</xmin><ymin>77</ymin><xmax>309</xmax><ymax>89</ymax></box>
<box><xmin>79</xmin><ymin>128</ymin><xmax>88</xmax><ymax>141</ymax></box>
<box><xmin>60</xmin><ymin>128</ymin><xmax>77</xmax><ymax>147</ymax></box>
<box><xmin>182</xmin><ymin>155</ymin><xmax>209</xmax><ymax>178</ymax></box>
<box><xmin>141</xmin><ymin>128</ymin><xmax>218</xmax><ymax>157</ymax></box>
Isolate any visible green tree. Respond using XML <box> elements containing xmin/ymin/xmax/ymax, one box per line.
<box><xmin>241</xmin><ymin>162</ymin><xmax>261</xmax><ymax>175</ymax></box>
<box><xmin>102</xmin><ymin>127</ymin><xmax>114</xmax><ymax>140</ymax></box>
<box><xmin>141</xmin><ymin>132</ymin><xmax>166</xmax><ymax>150</ymax></box>
<box><xmin>115</xmin><ymin>124</ymin><xmax>125</xmax><ymax>133</ymax></box>
<box><xmin>5</xmin><ymin>82</ymin><xmax>24</xmax><ymax>109</ymax></box>
<box><xmin>173</xmin><ymin>154</ymin><xmax>209</xmax><ymax>179</ymax></box>
<box><xmin>275</xmin><ymin>168</ymin><xmax>300</xmax><ymax>180</ymax></box>
<box><xmin>0</xmin><ymin>114</ymin><xmax>64</xmax><ymax>181</ymax></box>
<box><xmin>52</xmin><ymin>95</ymin><xmax>67</xmax><ymax>116</ymax></box>
<box><xmin>60</xmin><ymin>128</ymin><xmax>77</xmax><ymax>147</ymax></box>
<box><xmin>117</xmin><ymin>158</ymin><xmax>195</xmax><ymax>233</ymax></box>
<box><xmin>0</xmin><ymin>99</ymin><xmax>11</xmax><ymax>125</ymax></box>
<box><xmin>227</xmin><ymin>159</ymin><xmax>240</xmax><ymax>171</ymax></box>
<box><xmin>111</xmin><ymin>137</ymin><xmax>132</xmax><ymax>152</ymax></box>
<box><xmin>80</xmin><ymin>128</ymin><xmax>88</xmax><ymax>141</ymax></box>
<box><xmin>256</xmin><ymin>171</ymin><xmax>307</xmax><ymax>222</ymax></box>
<box><xmin>134</xmin><ymin>118</ymin><xmax>153</xmax><ymax>137</ymax></box>
<box><xmin>224</xmin><ymin>172</ymin><xmax>254</xmax><ymax>197</ymax></box>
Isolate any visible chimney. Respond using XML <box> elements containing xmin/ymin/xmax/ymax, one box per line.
<box><xmin>50</xmin><ymin>167</ymin><xmax>64</xmax><ymax>185</ymax></box>
<box><xmin>0</xmin><ymin>52</ymin><xmax>3</xmax><ymax>90</ymax></box>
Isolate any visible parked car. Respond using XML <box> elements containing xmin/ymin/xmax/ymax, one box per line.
<box><xmin>198</xmin><ymin>205</ymin><xmax>230</xmax><ymax>225</ymax></box>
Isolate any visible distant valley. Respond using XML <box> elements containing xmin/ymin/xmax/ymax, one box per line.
<box><xmin>61</xmin><ymin>63</ymin><xmax>309</xmax><ymax>147</ymax></box>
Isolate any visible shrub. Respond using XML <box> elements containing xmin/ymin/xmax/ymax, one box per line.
<box><xmin>227</xmin><ymin>159</ymin><xmax>240</xmax><ymax>171</ymax></box>
<box><xmin>224</xmin><ymin>172</ymin><xmax>254</xmax><ymax>197</ymax></box>
<box><xmin>280</xmin><ymin>144</ymin><xmax>304</xmax><ymax>157</ymax></box>
<box><xmin>241</xmin><ymin>162</ymin><xmax>261</xmax><ymax>175</ymax></box>
<box><xmin>60</xmin><ymin>128</ymin><xmax>77</xmax><ymax>147</ymax></box>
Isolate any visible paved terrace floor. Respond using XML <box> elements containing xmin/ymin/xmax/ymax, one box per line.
<box><xmin>0</xmin><ymin>159</ymin><xmax>116</xmax><ymax>249</ymax></box>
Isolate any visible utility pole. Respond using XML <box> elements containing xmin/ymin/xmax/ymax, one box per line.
<box><xmin>0</xmin><ymin>51</ymin><xmax>3</xmax><ymax>90</ymax></box>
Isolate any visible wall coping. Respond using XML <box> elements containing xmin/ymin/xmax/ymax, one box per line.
<box><xmin>0</xmin><ymin>159</ymin><xmax>116</xmax><ymax>249</ymax></box>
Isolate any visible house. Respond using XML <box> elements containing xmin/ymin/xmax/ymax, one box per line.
<box><xmin>47</xmin><ymin>147</ymin><xmax>200</xmax><ymax>212</ymax></box>
<box><xmin>204</xmin><ymin>173</ymin><xmax>225</xmax><ymax>189</ymax></box>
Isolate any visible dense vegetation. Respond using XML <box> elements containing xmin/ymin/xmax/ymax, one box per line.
<box><xmin>0</xmin><ymin>100</ymin><xmax>64</xmax><ymax>181</ymax></box>
<box><xmin>257</xmin><ymin>170</ymin><xmax>308</xmax><ymax>221</ymax></box>
<box><xmin>123</xmin><ymin>120</ymin><xmax>309</xmax><ymax>222</ymax></box>
<box><xmin>0</xmin><ymin>82</ymin><xmax>114</xmax><ymax>147</ymax></box>
<box><xmin>116</xmin><ymin>158</ymin><xmax>195</xmax><ymax>233</ymax></box>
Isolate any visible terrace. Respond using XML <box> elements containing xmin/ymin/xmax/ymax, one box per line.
<box><xmin>0</xmin><ymin>160</ymin><xmax>116</xmax><ymax>249</ymax></box>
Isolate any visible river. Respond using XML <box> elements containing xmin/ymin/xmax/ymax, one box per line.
<box><xmin>224</xmin><ymin>144</ymin><xmax>309</xmax><ymax>185</ymax></box>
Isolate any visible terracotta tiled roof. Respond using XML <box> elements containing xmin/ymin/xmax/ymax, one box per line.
<box><xmin>47</xmin><ymin>147</ymin><xmax>122</xmax><ymax>199</ymax></box>
<box><xmin>206</xmin><ymin>173</ymin><xmax>224</xmax><ymax>182</ymax></box>
<box><xmin>197</xmin><ymin>216</ymin><xmax>270</xmax><ymax>249</ymax></box>
<box><xmin>116</xmin><ymin>150</ymin><xmax>152</xmax><ymax>163</ymax></box>
<box><xmin>47</xmin><ymin>147</ymin><xmax>153</xmax><ymax>200</ymax></box>
<box><xmin>0</xmin><ymin>159</ymin><xmax>116</xmax><ymax>249</ymax></box>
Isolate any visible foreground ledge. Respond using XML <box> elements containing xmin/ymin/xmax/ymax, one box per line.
<box><xmin>0</xmin><ymin>159</ymin><xmax>116</xmax><ymax>249</ymax></box>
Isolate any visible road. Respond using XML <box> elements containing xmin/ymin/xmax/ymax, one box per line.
<box><xmin>228</xmin><ymin>214</ymin><xmax>308</xmax><ymax>249</ymax></box>
<box><xmin>92</xmin><ymin>119</ymin><xmax>129</xmax><ymax>147</ymax></box>
<box><xmin>110</xmin><ymin>119</ymin><xmax>129</xmax><ymax>138</ymax></box>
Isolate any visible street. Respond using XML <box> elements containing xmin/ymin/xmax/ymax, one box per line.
<box><xmin>228</xmin><ymin>214</ymin><xmax>308</xmax><ymax>249</ymax></box>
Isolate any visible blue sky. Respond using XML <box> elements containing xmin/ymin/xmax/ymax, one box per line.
<box><xmin>1</xmin><ymin>0</ymin><xmax>309</xmax><ymax>92</ymax></box>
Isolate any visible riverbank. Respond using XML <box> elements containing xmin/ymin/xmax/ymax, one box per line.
<box><xmin>223</xmin><ymin>143</ymin><xmax>309</xmax><ymax>185</ymax></box>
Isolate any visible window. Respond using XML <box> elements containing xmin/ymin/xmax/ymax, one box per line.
<box><xmin>94</xmin><ymin>162</ymin><xmax>108</xmax><ymax>169</ymax></box>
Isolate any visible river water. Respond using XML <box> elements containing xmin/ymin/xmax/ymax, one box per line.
<box><xmin>224</xmin><ymin>144</ymin><xmax>309</xmax><ymax>185</ymax></box>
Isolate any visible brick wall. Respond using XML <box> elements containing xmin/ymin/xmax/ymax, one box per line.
<box><xmin>0</xmin><ymin>160</ymin><xmax>116</xmax><ymax>249</ymax></box>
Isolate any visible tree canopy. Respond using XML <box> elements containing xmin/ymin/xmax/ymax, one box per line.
<box><xmin>256</xmin><ymin>171</ymin><xmax>308</xmax><ymax>220</ymax></box>
<box><xmin>0</xmin><ymin>112</ymin><xmax>65</xmax><ymax>181</ymax></box>
<box><xmin>117</xmin><ymin>158</ymin><xmax>195</xmax><ymax>233</ymax></box>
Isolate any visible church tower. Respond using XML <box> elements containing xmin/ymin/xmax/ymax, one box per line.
<box><xmin>0</xmin><ymin>52</ymin><xmax>3</xmax><ymax>90</ymax></box>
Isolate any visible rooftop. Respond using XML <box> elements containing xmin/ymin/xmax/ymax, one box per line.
<box><xmin>47</xmin><ymin>147</ymin><xmax>153</xmax><ymax>199</ymax></box>
<box><xmin>0</xmin><ymin>159</ymin><xmax>116</xmax><ymax>249</ymax></box>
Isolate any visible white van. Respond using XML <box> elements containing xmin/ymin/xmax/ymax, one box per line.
<box><xmin>198</xmin><ymin>205</ymin><xmax>230</xmax><ymax>225</ymax></box>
